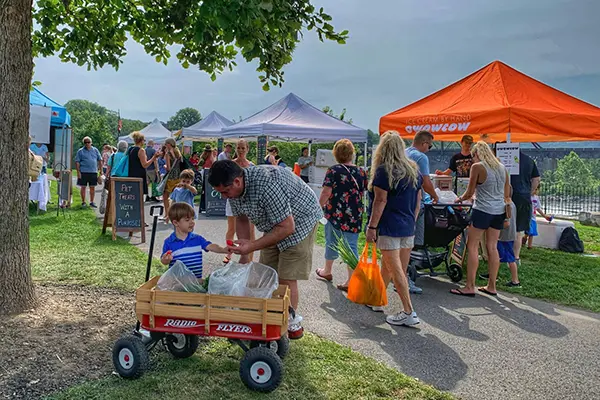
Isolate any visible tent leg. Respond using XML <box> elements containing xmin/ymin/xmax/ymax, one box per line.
<box><xmin>308</xmin><ymin>141</ymin><xmax>312</xmax><ymax>157</ymax></box>
<box><xmin>364</xmin><ymin>142</ymin><xmax>368</xmax><ymax>168</ymax></box>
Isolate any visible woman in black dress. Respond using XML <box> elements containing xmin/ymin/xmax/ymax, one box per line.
<box><xmin>129</xmin><ymin>132</ymin><xmax>161</xmax><ymax>196</ymax></box>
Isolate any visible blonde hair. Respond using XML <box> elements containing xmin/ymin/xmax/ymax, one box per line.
<box><xmin>132</xmin><ymin>132</ymin><xmax>145</xmax><ymax>144</ymax></box>
<box><xmin>333</xmin><ymin>139</ymin><xmax>355</xmax><ymax>164</ymax></box>
<box><xmin>369</xmin><ymin>131</ymin><xmax>419</xmax><ymax>191</ymax></box>
<box><xmin>179</xmin><ymin>169</ymin><xmax>195</xmax><ymax>181</ymax></box>
<box><xmin>471</xmin><ymin>141</ymin><xmax>502</xmax><ymax>170</ymax></box>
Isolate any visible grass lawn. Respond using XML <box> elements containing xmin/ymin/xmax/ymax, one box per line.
<box><xmin>30</xmin><ymin>198</ymin><xmax>452</xmax><ymax>400</ymax></box>
<box><xmin>49</xmin><ymin>334</ymin><xmax>450</xmax><ymax>400</ymax></box>
<box><xmin>316</xmin><ymin>220</ymin><xmax>600</xmax><ymax>312</ymax></box>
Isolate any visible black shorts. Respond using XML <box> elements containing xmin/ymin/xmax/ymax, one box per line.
<box><xmin>77</xmin><ymin>172</ymin><xmax>98</xmax><ymax>187</ymax></box>
<box><xmin>471</xmin><ymin>209</ymin><xmax>505</xmax><ymax>230</ymax></box>
<box><xmin>300</xmin><ymin>176</ymin><xmax>309</xmax><ymax>183</ymax></box>
<box><xmin>512</xmin><ymin>193</ymin><xmax>532</xmax><ymax>233</ymax></box>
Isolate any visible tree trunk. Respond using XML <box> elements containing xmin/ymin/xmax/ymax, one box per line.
<box><xmin>0</xmin><ymin>0</ymin><xmax>37</xmax><ymax>314</ymax></box>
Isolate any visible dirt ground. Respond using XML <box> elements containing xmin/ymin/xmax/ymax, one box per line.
<box><xmin>0</xmin><ymin>284</ymin><xmax>136</xmax><ymax>399</ymax></box>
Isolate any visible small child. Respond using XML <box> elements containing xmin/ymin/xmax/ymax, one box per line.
<box><xmin>168</xmin><ymin>169</ymin><xmax>198</xmax><ymax>222</ymax></box>
<box><xmin>161</xmin><ymin>202</ymin><xmax>230</xmax><ymax>280</ymax></box>
<box><xmin>497</xmin><ymin>199</ymin><xmax>521</xmax><ymax>287</ymax></box>
<box><xmin>522</xmin><ymin>188</ymin><xmax>552</xmax><ymax>249</ymax></box>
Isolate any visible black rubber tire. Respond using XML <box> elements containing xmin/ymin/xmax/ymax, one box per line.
<box><xmin>165</xmin><ymin>334</ymin><xmax>199</xmax><ymax>359</ymax></box>
<box><xmin>448</xmin><ymin>263</ymin><xmax>463</xmax><ymax>283</ymax></box>
<box><xmin>408</xmin><ymin>265</ymin><xmax>418</xmax><ymax>283</ymax></box>
<box><xmin>112</xmin><ymin>335</ymin><xmax>150</xmax><ymax>379</ymax></box>
<box><xmin>239</xmin><ymin>347</ymin><xmax>284</xmax><ymax>393</ymax></box>
<box><xmin>249</xmin><ymin>335</ymin><xmax>290</xmax><ymax>359</ymax></box>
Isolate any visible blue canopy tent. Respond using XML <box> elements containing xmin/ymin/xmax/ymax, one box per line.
<box><xmin>29</xmin><ymin>87</ymin><xmax>71</xmax><ymax>127</ymax></box>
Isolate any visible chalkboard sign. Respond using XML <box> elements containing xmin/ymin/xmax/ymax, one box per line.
<box><xmin>204</xmin><ymin>171</ymin><xmax>227</xmax><ymax>217</ymax></box>
<box><xmin>104</xmin><ymin>177</ymin><xmax>146</xmax><ymax>242</ymax></box>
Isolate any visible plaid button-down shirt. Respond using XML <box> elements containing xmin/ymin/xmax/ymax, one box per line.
<box><xmin>230</xmin><ymin>166</ymin><xmax>323</xmax><ymax>251</ymax></box>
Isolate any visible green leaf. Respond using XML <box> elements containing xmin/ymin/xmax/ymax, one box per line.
<box><xmin>155</xmin><ymin>55</ymin><xmax>161</xmax><ymax>63</ymax></box>
<box><xmin>259</xmin><ymin>1</ymin><xmax>273</xmax><ymax>12</ymax></box>
<box><xmin>336</xmin><ymin>39</ymin><xmax>346</xmax><ymax>45</ymax></box>
<box><xmin>262</xmin><ymin>82</ymin><xmax>270</xmax><ymax>91</ymax></box>
<box><xmin>210</xmin><ymin>73</ymin><xmax>217</xmax><ymax>82</ymax></box>
<box><xmin>182</xmin><ymin>60</ymin><xmax>189</xmax><ymax>69</ymax></box>
<box><xmin>340</xmin><ymin>30</ymin><xmax>349</xmax><ymax>36</ymax></box>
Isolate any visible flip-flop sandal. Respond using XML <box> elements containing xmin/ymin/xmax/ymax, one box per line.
<box><xmin>336</xmin><ymin>284</ymin><xmax>349</xmax><ymax>292</ymax></box>
<box><xmin>450</xmin><ymin>288</ymin><xmax>476</xmax><ymax>297</ymax></box>
<box><xmin>315</xmin><ymin>269</ymin><xmax>333</xmax><ymax>282</ymax></box>
<box><xmin>478</xmin><ymin>287</ymin><xmax>498</xmax><ymax>296</ymax></box>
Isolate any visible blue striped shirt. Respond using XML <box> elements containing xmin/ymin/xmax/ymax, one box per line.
<box><xmin>162</xmin><ymin>232</ymin><xmax>211</xmax><ymax>279</ymax></box>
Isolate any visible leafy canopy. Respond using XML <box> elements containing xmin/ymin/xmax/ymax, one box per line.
<box><xmin>168</xmin><ymin>107</ymin><xmax>202</xmax><ymax>130</ymax></box>
<box><xmin>32</xmin><ymin>0</ymin><xmax>348</xmax><ymax>90</ymax></box>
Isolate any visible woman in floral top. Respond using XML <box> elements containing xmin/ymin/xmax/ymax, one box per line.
<box><xmin>316</xmin><ymin>139</ymin><xmax>368</xmax><ymax>291</ymax></box>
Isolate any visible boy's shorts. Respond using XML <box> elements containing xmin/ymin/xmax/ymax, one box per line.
<box><xmin>497</xmin><ymin>240</ymin><xmax>515</xmax><ymax>263</ymax></box>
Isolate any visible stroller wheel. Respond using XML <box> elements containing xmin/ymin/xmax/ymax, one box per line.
<box><xmin>448</xmin><ymin>263</ymin><xmax>463</xmax><ymax>283</ymax></box>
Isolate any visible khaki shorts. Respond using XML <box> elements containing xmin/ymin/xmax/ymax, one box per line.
<box><xmin>165</xmin><ymin>178</ymin><xmax>180</xmax><ymax>194</ymax></box>
<box><xmin>377</xmin><ymin>235</ymin><xmax>415</xmax><ymax>250</ymax></box>
<box><xmin>146</xmin><ymin>169</ymin><xmax>157</xmax><ymax>186</ymax></box>
<box><xmin>259</xmin><ymin>225</ymin><xmax>317</xmax><ymax>281</ymax></box>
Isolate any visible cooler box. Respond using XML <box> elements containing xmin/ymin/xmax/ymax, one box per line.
<box><xmin>534</xmin><ymin>218</ymin><xmax>575</xmax><ymax>250</ymax></box>
<box><xmin>432</xmin><ymin>175</ymin><xmax>453</xmax><ymax>191</ymax></box>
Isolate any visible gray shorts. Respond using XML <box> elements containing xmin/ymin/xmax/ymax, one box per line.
<box><xmin>377</xmin><ymin>235</ymin><xmax>415</xmax><ymax>250</ymax></box>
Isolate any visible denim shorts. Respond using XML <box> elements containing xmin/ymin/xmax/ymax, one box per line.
<box><xmin>324</xmin><ymin>220</ymin><xmax>359</xmax><ymax>261</ymax></box>
<box><xmin>471</xmin><ymin>209</ymin><xmax>505</xmax><ymax>230</ymax></box>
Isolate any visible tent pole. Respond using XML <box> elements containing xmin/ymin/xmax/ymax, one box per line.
<box><xmin>308</xmin><ymin>140</ymin><xmax>312</xmax><ymax>157</ymax></box>
<box><xmin>364</xmin><ymin>142</ymin><xmax>367</xmax><ymax>168</ymax></box>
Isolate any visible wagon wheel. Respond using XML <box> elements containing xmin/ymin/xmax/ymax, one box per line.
<box><xmin>448</xmin><ymin>263</ymin><xmax>463</xmax><ymax>283</ymax></box>
<box><xmin>240</xmin><ymin>347</ymin><xmax>284</xmax><ymax>392</ymax></box>
<box><xmin>112</xmin><ymin>335</ymin><xmax>150</xmax><ymax>379</ymax></box>
<box><xmin>249</xmin><ymin>335</ymin><xmax>290</xmax><ymax>359</ymax></box>
<box><xmin>165</xmin><ymin>334</ymin><xmax>199</xmax><ymax>359</ymax></box>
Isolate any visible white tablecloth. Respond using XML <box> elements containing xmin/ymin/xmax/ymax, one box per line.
<box><xmin>29</xmin><ymin>174</ymin><xmax>50</xmax><ymax>211</ymax></box>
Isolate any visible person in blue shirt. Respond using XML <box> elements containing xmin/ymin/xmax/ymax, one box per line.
<box><xmin>404</xmin><ymin>130</ymin><xmax>439</xmax><ymax>294</ymax></box>
<box><xmin>168</xmin><ymin>169</ymin><xmax>198</xmax><ymax>222</ymax></box>
<box><xmin>74</xmin><ymin>136</ymin><xmax>102</xmax><ymax>208</ymax></box>
<box><xmin>161</xmin><ymin>202</ymin><xmax>230</xmax><ymax>279</ymax></box>
<box><xmin>365</xmin><ymin>131</ymin><xmax>422</xmax><ymax>327</ymax></box>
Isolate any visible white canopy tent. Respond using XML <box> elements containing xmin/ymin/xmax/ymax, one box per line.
<box><xmin>119</xmin><ymin>118</ymin><xmax>173</xmax><ymax>144</ymax></box>
<box><xmin>220</xmin><ymin>93</ymin><xmax>368</xmax><ymax>143</ymax></box>
<box><xmin>180</xmin><ymin>111</ymin><xmax>233</xmax><ymax>141</ymax></box>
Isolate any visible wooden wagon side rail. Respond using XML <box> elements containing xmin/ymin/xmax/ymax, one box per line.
<box><xmin>135</xmin><ymin>278</ymin><xmax>291</xmax><ymax>339</ymax></box>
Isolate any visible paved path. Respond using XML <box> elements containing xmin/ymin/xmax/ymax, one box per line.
<box><xmin>95</xmin><ymin>196</ymin><xmax>600</xmax><ymax>400</ymax></box>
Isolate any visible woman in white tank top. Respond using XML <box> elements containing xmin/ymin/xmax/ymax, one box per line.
<box><xmin>451</xmin><ymin>141</ymin><xmax>511</xmax><ymax>297</ymax></box>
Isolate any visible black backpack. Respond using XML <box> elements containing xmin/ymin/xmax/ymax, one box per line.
<box><xmin>558</xmin><ymin>227</ymin><xmax>584</xmax><ymax>253</ymax></box>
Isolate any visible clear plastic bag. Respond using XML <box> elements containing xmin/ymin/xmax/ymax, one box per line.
<box><xmin>208</xmin><ymin>261</ymin><xmax>279</xmax><ymax>299</ymax></box>
<box><xmin>156</xmin><ymin>260</ymin><xmax>206</xmax><ymax>293</ymax></box>
<box><xmin>436</xmin><ymin>188</ymin><xmax>459</xmax><ymax>204</ymax></box>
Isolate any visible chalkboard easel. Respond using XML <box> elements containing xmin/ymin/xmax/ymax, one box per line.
<box><xmin>204</xmin><ymin>170</ymin><xmax>227</xmax><ymax>217</ymax></box>
<box><xmin>102</xmin><ymin>177</ymin><xmax>146</xmax><ymax>243</ymax></box>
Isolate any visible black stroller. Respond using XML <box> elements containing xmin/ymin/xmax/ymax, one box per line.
<box><xmin>408</xmin><ymin>203</ymin><xmax>471</xmax><ymax>283</ymax></box>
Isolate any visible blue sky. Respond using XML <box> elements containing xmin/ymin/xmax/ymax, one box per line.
<box><xmin>34</xmin><ymin>0</ymin><xmax>600</xmax><ymax>132</ymax></box>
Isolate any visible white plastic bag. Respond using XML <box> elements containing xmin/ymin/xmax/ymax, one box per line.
<box><xmin>436</xmin><ymin>188</ymin><xmax>459</xmax><ymax>204</ymax></box>
<box><xmin>208</xmin><ymin>261</ymin><xmax>278</xmax><ymax>299</ymax></box>
<box><xmin>156</xmin><ymin>260</ymin><xmax>206</xmax><ymax>293</ymax></box>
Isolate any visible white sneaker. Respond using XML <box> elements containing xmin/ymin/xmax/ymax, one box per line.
<box><xmin>386</xmin><ymin>311</ymin><xmax>420</xmax><ymax>326</ymax></box>
<box><xmin>138</xmin><ymin>328</ymin><xmax>151</xmax><ymax>338</ymax></box>
<box><xmin>366</xmin><ymin>305</ymin><xmax>384</xmax><ymax>312</ymax></box>
<box><xmin>289</xmin><ymin>313</ymin><xmax>303</xmax><ymax>326</ymax></box>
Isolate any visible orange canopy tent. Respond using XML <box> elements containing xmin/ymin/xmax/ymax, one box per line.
<box><xmin>379</xmin><ymin>60</ymin><xmax>600</xmax><ymax>143</ymax></box>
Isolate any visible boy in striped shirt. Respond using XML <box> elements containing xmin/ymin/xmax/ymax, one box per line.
<box><xmin>161</xmin><ymin>202</ymin><xmax>230</xmax><ymax>279</ymax></box>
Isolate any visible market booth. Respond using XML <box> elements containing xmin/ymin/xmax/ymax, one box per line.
<box><xmin>221</xmin><ymin>92</ymin><xmax>368</xmax><ymax>201</ymax></box>
<box><xmin>29</xmin><ymin>88</ymin><xmax>73</xmax><ymax>212</ymax></box>
<box><xmin>119</xmin><ymin>118</ymin><xmax>173</xmax><ymax>145</ymax></box>
<box><xmin>180</xmin><ymin>111</ymin><xmax>233</xmax><ymax>142</ymax></box>
<box><xmin>380</xmin><ymin>60</ymin><xmax>600</xmax><ymax>250</ymax></box>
